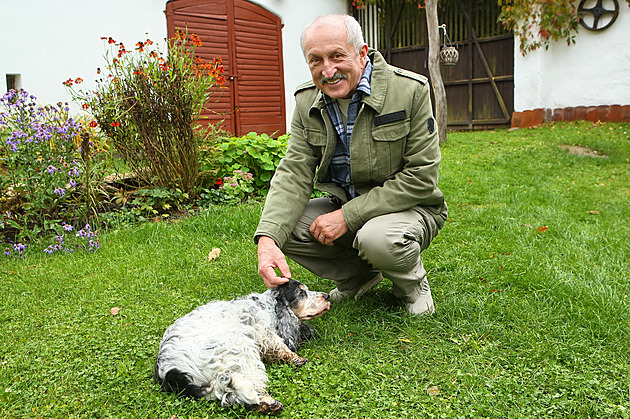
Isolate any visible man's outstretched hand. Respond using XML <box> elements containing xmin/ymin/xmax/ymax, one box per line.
<box><xmin>257</xmin><ymin>236</ymin><xmax>291</xmax><ymax>288</ymax></box>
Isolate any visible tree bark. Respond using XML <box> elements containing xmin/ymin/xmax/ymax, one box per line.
<box><xmin>425</xmin><ymin>0</ymin><xmax>447</xmax><ymax>144</ymax></box>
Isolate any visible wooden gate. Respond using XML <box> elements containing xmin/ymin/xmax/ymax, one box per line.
<box><xmin>355</xmin><ymin>0</ymin><xmax>513</xmax><ymax>129</ymax></box>
<box><xmin>166</xmin><ymin>0</ymin><xmax>286</xmax><ymax>136</ymax></box>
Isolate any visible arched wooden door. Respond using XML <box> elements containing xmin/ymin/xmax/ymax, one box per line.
<box><xmin>166</xmin><ymin>0</ymin><xmax>286</xmax><ymax>136</ymax></box>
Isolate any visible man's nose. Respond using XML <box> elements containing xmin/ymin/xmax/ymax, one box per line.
<box><xmin>321</xmin><ymin>58</ymin><xmax>337</xmax><ymax>79</ymax></box>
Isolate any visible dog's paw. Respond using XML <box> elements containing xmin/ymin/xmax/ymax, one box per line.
<box><xmin>255</xmin><ymin>399</ymin><xmax>284</xmax><ymax>415</ymax></box>
<box><xmin>291</xmin><ymin>356</ymin><xmax>309</xmax><ymax>367</ymax></box>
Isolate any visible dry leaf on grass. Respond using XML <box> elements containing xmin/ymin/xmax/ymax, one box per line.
<box><xmin>110</xmin><ymin>307</ymin><xmax>121</xmax><ymax>316</ymax></box>
<box><xmin>427</xmin><ymin>385</ymin><xmax>440</xmax><ymax>396</ymax></box>
<box><xmin>207</xmin><ymin>248</ymin><xmax>221</xmax><ymax>261</ymax></box>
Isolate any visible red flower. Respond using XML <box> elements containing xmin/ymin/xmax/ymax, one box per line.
<box><xmin>75</xmin><ymin>77</ymin><xmax>83</xmax><ymax>84</ymax></box>
<box><xmin>191</xmin><ymin>34</ymin><xmax>203</xmax><ymax>47</ymax></box>
<box><xmin>88</xmin><ymin>121</ymin><xmax>98</xmax><ymax>128</ymax></box>
<box><xmin>62</xmin><ymin>78</ymin><xmax>74</xmax><ymax>87</ymax></box>
<box><xmin>215</xmin><ymin>178</ymin><xmax>223</xmax><ymax>186</ymax></box>
<box><xmin>111</xmin><ymin>121</ymin><xmax>120</xmax><ymax>127</ymax></box>
<box><xmin>82</xmin><ymin>103</ymin><xmax>90</xmax><ymax>110</ymax></box>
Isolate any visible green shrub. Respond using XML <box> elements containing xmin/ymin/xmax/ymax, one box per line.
<box><xmin>212</xmin><ymin>132</ymin><xmax>289</xmax><ymax>194</ymax></box>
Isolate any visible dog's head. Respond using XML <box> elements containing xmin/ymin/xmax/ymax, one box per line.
<box><xmin>273</xmin><ymin>279</ymin><xmax>330</xmax><ymax>321</ymax></box>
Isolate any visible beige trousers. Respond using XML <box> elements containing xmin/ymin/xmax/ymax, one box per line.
<box><xmin>281</xmin><ymin>197</ymin><xmax>441</xmax><ymax>301</ymax></box>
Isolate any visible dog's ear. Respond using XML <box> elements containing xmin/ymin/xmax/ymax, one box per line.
<box><xmin>273</xmin><ymin>279</ymin><xmax>304</xmax><ymax>304</ymax></box>
<box><xmin>273</xmin><ymin>279</ymin><xmax>302</xmax><ymax>352</ymax></box>
<box><xmin>298</xmin><ymin>323</ymin><xmax>317</xmax><ymax>342</ymax></box>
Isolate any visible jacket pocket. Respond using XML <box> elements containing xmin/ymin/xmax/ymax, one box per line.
<box><xmin>371</xmin><ymin>119</ymin><xmax>410</xmax><ymax>178</ymax></box>
<box><xmin>304</xmin><ymin>128</ymin><xmax>327</xmax><ymax>146</ymax></box>
<box><xmin>304</xmin><ymin>128</ymin><xmax>327</xmax><ymax>161</ymax></box>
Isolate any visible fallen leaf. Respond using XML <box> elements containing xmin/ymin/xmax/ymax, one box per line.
<box><xmin>427</xmin><ymin>385</ymin><xmax>440</xmax><ymax>396</ymax></box>
<box><xmin>110</xmin><ymin>307</ymin><xmax>121</xmax><ymax>316</ymax></box>
<box><xmin>537</xmin><ymin>226</ymin><xmax>549</xmax><ymax>233</ymax></box>
<box><xmin>207</xmin><ymin>248</ymin><xmax>221</xmax><ymax>261</ymax></box>
<box><xmin>587</xmin><ymin>210</ymin><xmax>600</xmax><ymax>215</ymax></box>
<box><xmin>398</xmin><ymin>337</ymin><xmax>412</xmax><ymax>343</ymax></box>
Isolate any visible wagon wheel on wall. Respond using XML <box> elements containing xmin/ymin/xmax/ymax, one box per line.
<box><xmin>577</xmin><ymin>0</ymin><xmax>619</xmax><ymax>31</ymax></box>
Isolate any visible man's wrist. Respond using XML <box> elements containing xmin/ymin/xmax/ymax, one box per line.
<box><xmin>257</xmin><ymin>235</ymin><xmax>276</xmax><ymax>246</ymax></box>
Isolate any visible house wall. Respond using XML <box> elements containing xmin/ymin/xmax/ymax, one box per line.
<box><xmin>250</xmin><ymin>0</ymin><xmax>348</xmax><ymax>127</ymax></box>
<box><xmin>0</xmin><ymin>0</ymin><xmax>347</xmax><ymax>131</ymax></box>
<box><xmin>0</xmin><ymin>0</ymin><xmax>167</xmax><ymax>111</ymax></box>
<box><xmin>514</xmin><ymin>1</ymin><xmax>630</xmax><ymax>114</ymax></box>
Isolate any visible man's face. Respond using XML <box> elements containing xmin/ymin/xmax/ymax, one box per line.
<box><xmin>303</xmin><ymin>23</ymin><xmax>368</xmax><ymax>99</ymax></box>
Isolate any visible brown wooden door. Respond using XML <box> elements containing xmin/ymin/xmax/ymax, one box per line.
<box><xmin>165</xmin><ymin>0</ymin><xmax>286</xmax><ymax>136</ymax></box>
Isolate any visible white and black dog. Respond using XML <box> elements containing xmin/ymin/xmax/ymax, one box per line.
<box><xmin>154</xmin><ymin>279</ymin><xmax>330</xmax><ymax>414</ymax></box>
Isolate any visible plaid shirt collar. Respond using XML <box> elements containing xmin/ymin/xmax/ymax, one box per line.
<box><xmin>321</xmin><ymin>57</ymin><xmax>372</xmax><ymax>200</ymax></box>
<box><xmin>322</xmin><ymin>57</ymin><xmax>372</xmax><ymax>142</ymax></box>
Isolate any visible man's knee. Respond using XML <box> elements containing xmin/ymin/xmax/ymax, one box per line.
<box><xmin>354</xmin><ymin>220</ymin><xmax>421</xmax><ymax>273</ymax></box>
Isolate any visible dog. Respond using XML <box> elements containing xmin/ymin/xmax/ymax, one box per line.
<box><xmin>154</xmin><ymin>279</ymin><xmax>330</xmax><ymax>414</ymax></box>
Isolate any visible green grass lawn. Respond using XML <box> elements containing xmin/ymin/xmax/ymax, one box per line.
<box><xmin>1</xmin><ymin>121</ymin><xmax>629</xmax><ymax>418</ymax></box>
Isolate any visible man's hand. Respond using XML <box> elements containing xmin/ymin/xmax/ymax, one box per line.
<box><xmin>257</xmin><ymin>236</ymin><xmax>291</xmax><ymax>288</ymax></box>
<box><xmin>309</xmin><ymin>208</ymin><xmax>348</xmax><ymax>246</ymax></box>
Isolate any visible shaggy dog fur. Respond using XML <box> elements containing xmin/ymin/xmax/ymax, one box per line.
<box><xmin>154</xmin><ymin>279</ymin><xmax>330</xmax><ymax>414</ymax></box>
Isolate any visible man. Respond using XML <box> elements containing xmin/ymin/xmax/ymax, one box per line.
<box><xmin>255</xmin><ymin>14</ymin><xmax>447</xmax><ymax>315</ymax></box>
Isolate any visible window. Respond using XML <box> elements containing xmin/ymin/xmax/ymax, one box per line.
<box><xmin>6</xmin><ymin>74</ymin><xmax>22</xmax><ymax>91</ymax></box>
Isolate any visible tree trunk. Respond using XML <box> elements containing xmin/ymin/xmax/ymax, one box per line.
<box><xmin>425</xmin><ymin>0</ymin><xmax>447</xmax><ymax>144</ymax></box>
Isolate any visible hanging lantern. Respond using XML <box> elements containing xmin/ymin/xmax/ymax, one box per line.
<box><xmin>439</xmin><ymin>24</ymin><xmax>459</xmax><ymax>66</ymax></box>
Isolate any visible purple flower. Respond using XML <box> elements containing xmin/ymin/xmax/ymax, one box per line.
<box><xmin>69</xmin><ymin>179</ymin><xmax>77</xmax><ymax>187</ymax></box>
<box><xmin>88</xmin><ymin>239</ymin><xmax>100</xmax><ymax>251</ymax></box>
<box><xmin>54</xmin><ymin>188</ymin><xmax>65</xmax><ymax>197</ymax></box>
<box><xmin>47</xmin><ymin>165</ymin><xmax>57</xmax><ymax>174</ymax></box>
<box><xmin>12</xmin><ymin>243</ymin><xmax>26</xmax><ymax>256</ymax></box>
<box><xmin>62</xmin><ymin>222</ymin><xmax>73</xmax><ymax>232</ymax></box>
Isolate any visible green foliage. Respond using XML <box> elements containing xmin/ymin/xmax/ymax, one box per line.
<box><xmin>130</xmin><ymin>187</ymin><xmax>191</xmax><ymax>217</ymax></box>
<box><xmin>66</xmin><ymin>31</ymin><xmax>226</xmax><ymax>195</ymax></box>
<box><xmin>1</xmin><ymin>122</ymin><xmax>629</xmax><ymax>417</ymax></box>
<box><xmin>199</xmin><ymin>169</ymin><xmax>256</xmax><ymax>206</ymax></box>
<box><xmin>214</xmin><ymin>132</ymin><xmax>289</xmax><ymax>194</ymax></box>
<box><xmin>498</xmin><ymin>0</ymin><xmax>579</xmax><ymax>54</ymax></box>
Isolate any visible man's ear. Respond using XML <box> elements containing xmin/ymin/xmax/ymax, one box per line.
<box><xmin>359</xmin><ymin>44</ymin><xmax>369</xmax><ymax>66</ymax></box>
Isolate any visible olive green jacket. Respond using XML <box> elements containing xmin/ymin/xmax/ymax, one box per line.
<box><xmin>255</xmin><ymin>50</ymin><xmax>447</xmax><ymax>247</ymax></box>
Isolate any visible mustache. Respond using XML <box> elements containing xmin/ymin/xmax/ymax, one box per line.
<box><xmin>321</xmin><ymin>73</ymin><xmax>348</xmax><ymax>84</ymax></box>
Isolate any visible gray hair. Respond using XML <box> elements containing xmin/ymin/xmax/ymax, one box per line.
<box><xmin>300</xmin><ymin>14</ymin><xmax>366</xmax><ymax>57</ymax></box>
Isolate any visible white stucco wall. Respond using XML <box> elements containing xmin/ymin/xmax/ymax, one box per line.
<box><xmin>0</xmin><ymin>0</ymin><xmax>167</xmax><ymax>111</ymax></box>
<box><xmin>0</xmin><ymin>0</ymin><xmax>347</xmax><ymax>131</ymax></box>
<box><xmin>514</xmin><ymin>1</ymin><xmax>630</xmax><ymax>111</ymax></box>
